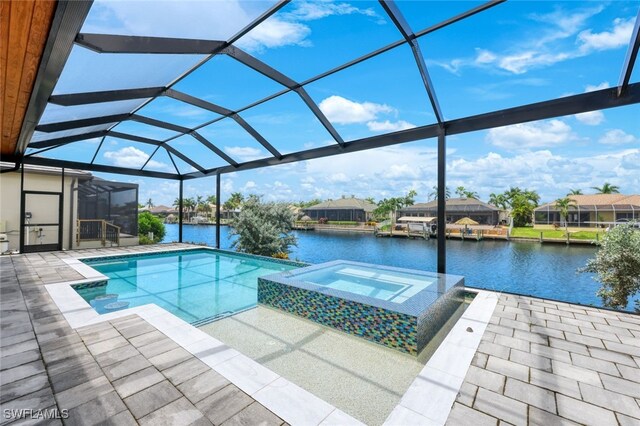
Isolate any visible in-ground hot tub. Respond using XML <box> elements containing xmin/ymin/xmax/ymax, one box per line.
<box><xmin>258</xmin><ymin>260</ymin><xmax>464</xmax><ymax>355</ymax></box>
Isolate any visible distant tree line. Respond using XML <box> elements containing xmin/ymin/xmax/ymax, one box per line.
<box><xmin>143</xmin><ymin>181</ymin><xmax>623</xmax><ymax>228</ymax></box>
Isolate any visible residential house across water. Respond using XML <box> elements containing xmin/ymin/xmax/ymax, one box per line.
<box><xmin>398</xmin><ymin>197</ymin><xmax>501</xmax><ymax>225</ymax></box>
<box><xmin>303</xmin><ymin>197</ymin><xmax>377</xmax><ymax>222</ymax></box>
<box><xmin>534</xmin><ymin>194</ymin><xmax>640</xmax><ymax>227</ymax></box>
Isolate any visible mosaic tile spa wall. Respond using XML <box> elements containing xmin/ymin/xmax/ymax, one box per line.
<box><xmin>258</xmin><ymin>277</ymin><xmax>463</xmax><ymax>355</ymax></box>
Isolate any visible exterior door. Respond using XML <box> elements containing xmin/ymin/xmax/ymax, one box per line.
<box><xmin>20</xmin><ymin>191</ymin><xmax>63</xmax><ymax>253</ymax></box>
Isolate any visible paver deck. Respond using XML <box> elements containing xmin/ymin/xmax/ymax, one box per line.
<box><xmin>1</xmin><ymin>244</ymin><xmax>284</xmax><ymax>425</ymax></box>
<box><xmin>446</xmin><ymin>294</ymin><xmax>640</xmax><ymax>426</ymax></box>
<box><xmin>2</xmin><ymin>244</ymin><xmax>639</xmax><ymax>425</ymax></box>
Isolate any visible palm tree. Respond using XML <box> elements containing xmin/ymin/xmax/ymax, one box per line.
<box><xmin>146</xmin><ymin>198</ymin><xmax>154</xmax><ymax>209</ymax></box>
<box><xmin>206</xmin><ymin>195</ymin><xmax>217</xmax><ymax>221</ymax></box>
<box><xmin>555</xmin><ymin>197</ymin><xmax>577</xmax><ymax>232</ymax></box>
<box><xmin>223</xmin><ymin>192</ymin><xmax>244</xmax><ymax>211</ymax></box>
<box><xmin>429</xmin><ymin>185</ymin><xmax>451</xmax><ymax>200</ymax></box>
<box><xmin>568</xmin><ymin>189</ymin><xmax>583</xmax><ymax>195</ymax></box>
<box><xmin>489</xmin><ymin>193</ymin><xmax>509</xmax><ymax>210</ymax></box>
<box><xmin>183</xmin><ymin>198</ymin><xmax>195</xmax><ymax>221</ymax></box>
<box><xmin>591</xmin><ymin>182</ymin><xmax>620</xmax><ymax>194</ymax></box>
<box><xmin>365</xmin><ymin>197</ymin><xmax>376</xmax><ymax>204</ymax></box>
<box><xmin>465</xmin><ymin>190</ymin><xmax>479</xmax><ymax>199</ymax></box>
<box><xmin>522</xmin><ymin>189</ymin><xmax>540</xmax><ymax>206</ymax></box>
<box><xmin>196</xmin><ymin>195</ymin><xmax>204</xmax><ymax>217</ymax></box>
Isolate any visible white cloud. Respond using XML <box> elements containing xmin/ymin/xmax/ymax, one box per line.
<box><xmin>447</xmin><ymin>148</ymin><xmax>639</xmax><ymax>201</ymax></box>
<box><xmin>433</xmin><ymin>9</ymin><xmax>634</xmax><ymax>75</ymax></box>
<box><xmin>497</xmin><ymin>51</ymin><xmax>571</xmax><ymax>75</ymax></box>
<box><xmin>318</xmin><ymin>96</ymin><xmax>394</xmax><ymax>124</ymax></box>
<box><xmin>366</xmin><ymin>120</ymin><xmax>416</xmax><ymax>132</ymax></box>
<box><xmin>475</xmin><ymin>49</ymin><xmax>497</xmax><ymax>65</ymax></box>
<box><xmin>285</xmin><ymin>1</ymin><xmax>382</xmax><ymax>22</ymax></box>
<box><xmin>242</xmin><ymin>181</ymin><xmax>257</xmax><ymax>192</ymax></box>
<box><xmin>574</xmin><ymin>111</ymin><xmax>605</xmax><ymax>126</ymax></box>
<box><xmin>128</xmin><ymin>141</ymin><xmax>640</xmax><ymax>209</ymax></box>
<box><xmin>383</xmin><ymin>164</ymin><xmax>421</xmax><ymax>179</ymax></box>
<box><xmin>327</xmin><ymin>172</ymin><xmax>350</xmax><ymax>184</ymax></box>
<box><xmin>85</xmin><ymin>0</ymin><xmax>383</xmax><ymax>55</ymax></box>
<box><xmin>85</xmin><ymin>0</ymin><xmax>261</xmax><ymax>40</ymax></box>
<box><xmin>224</xmin><ymin>146</ymin><xmax>264</xmax><ymax>161</ymax></box>
<box><xmin>585</xmin><ymin>81</ymin><xmax>610</xmax><ymax>92</ymax></box>
<box><xmin>486</xmin><ymin>119</ymin><xmax>576</xmax><ymax>151</ymax></box>
<box><xmin>573</xmin><ymin>82</ymin><xmax>609</xmax><ymax>125</ymax></box>
<box><xmin>578</xmin><ymin>18</ymin><xmax>635</xmax><ymax>52</ymax></box>
<box><xmin>237</xmin><ymin>19</ymin><xmax>311</xmax><ymax>51</ymax></box>
<box><xmin>103</xmin><ymin>146</ymin><xmax>168</xmax><ymax>169</ymax></box>
<box><xmin>599</xmin><ymin>129</ymin><xmax>638</xmax><ymax>145</ymax></box>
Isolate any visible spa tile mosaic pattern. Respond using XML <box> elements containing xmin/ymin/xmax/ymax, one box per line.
<box><xmin>258</xmin><ymin>278</ymin><xmax>419</xmax><ymax>354</ymax></box>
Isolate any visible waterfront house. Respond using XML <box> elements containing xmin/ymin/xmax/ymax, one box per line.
<box><xmin>398</xmin><ymin>197</ymin><xmax>501</xmax><ymax>225</ymax></box>
<box><xmin>534</xmin><ymin>194</ymin><xmax>640</xmax><ymax>227</ymax></box>
<box><xmin>302</xmin><ymin>197</ymin><xmax>376</xmax><ymax>222</ymax></box>
<box><xmin>145</xmin><ymin>205</ymin><xmax>178</xmax><ymax>215</ymax></box>
<box><xmin>3</xmin><ymin>1</ymin><xmax>640</xmax><ymax>425</ymax></box>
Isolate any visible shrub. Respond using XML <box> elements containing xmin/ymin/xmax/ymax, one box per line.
<box><xmin>580</xmin><ymin>223</ymin><xmax>640</xmax><ymax>311</ymax></box>
<box><xmin>138</xmin><ymin>212</ymin><xmax>165</xmax><ymax>244</ymax></box>
<box><xmin>138</xmin><ymin>234</ymin><xmax>154</xmax><ymax>245</ymax></box>
<box><xmin>318</xmin><ymin>217</ymin><xmax>328</xmax><ymax>224</ymax></box>
<box><xmin>272</xmin><ymin>252</ymin><xmax>289</xmax><ymax>260</ymax></box>
<box><xmin>230</xmin><ymin>196</ymin><xmax>297</xmax><ymax>257</ymax></box>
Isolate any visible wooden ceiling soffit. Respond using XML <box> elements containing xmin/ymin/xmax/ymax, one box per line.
<box><xmin>1</xmin><ymin>0</ymin><xmax>57</xmax><ymax>158</ymax></box>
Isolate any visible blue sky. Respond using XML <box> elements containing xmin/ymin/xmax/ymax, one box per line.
<box><xmin>30</xmin><ymin>0</ymin><xmax>639</xmax><ymax>206</ymax></box>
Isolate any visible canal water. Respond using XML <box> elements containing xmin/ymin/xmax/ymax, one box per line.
<box><xmin>162</xmin><ymin>224</ymin><xmax>633</xmax><ymax>310</ymax></box>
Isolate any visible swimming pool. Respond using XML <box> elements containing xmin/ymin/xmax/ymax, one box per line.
<box><xmin>74</xmin><ymin>249</ymin><xmax>302</xmax><ymax>324</ymax></box>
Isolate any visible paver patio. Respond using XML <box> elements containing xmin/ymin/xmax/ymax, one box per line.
<box><xmin>1</xmin><ymin>244</ymin><xmax>639</xmax><ymax>425</ymax></box>
<box><xmin>0</xmin><ymin>244</ymin><xmax>284</xmax><ymax>426</ymax></box>
<box><xmin>446</xmin><ymin>294</ymin><xmax>640</xmax><ymax>426</ymax></box>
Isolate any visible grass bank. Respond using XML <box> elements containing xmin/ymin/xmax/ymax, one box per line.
<box><xmin>511</xmin><ymin>227</ymin><xmax>603</xmax><ymax>241</ymax></box>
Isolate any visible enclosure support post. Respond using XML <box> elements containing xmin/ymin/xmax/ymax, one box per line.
<box><xmin>59</xmin><ymin>168</ymin><xmax>64</xmax><ymax>250</ymax></box>
<box><xmin>216</xmin><ymin>173</ymin><xmax>221</xmax><ymax>249</ymax></box>
<box><xmin>19</xmin><ymin>164</ymin><xmax>25</xmax><ymax>253</ymax></box>
<box><xmin>437</xmin><ymin>131</ymin><xmax>446</xmax><ymax>275</ymax></box>
<box><xmin>178</xmin><ymin>179</ymin><xmax>183</xmax><ymax>243</ymax></box>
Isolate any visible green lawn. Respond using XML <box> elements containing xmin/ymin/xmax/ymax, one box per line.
<box><xmin>510</xmin><ymin>227</ymin><xmax>602</xmax><ymax>241</ymax></box>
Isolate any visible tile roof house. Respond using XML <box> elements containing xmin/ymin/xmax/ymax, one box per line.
<box><xmin>534</xmin><ymin>194</ymin><xmax>640</xmax><ymax>227</ymax></box>
<box><xmin>303</xmin><ymin>197</ymin><xmax>377</xmax><ymax>222</ymax></box>
<box><xmin>398</xmin><ymin>197</ymin><xmax>501</xmax><ymax>225</ymax></box>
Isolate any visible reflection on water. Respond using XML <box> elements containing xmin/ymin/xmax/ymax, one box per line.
<box><xmin>162</xmin><ymin>224</ymin><xmax>632</xmax><ymax>310</ymax></box>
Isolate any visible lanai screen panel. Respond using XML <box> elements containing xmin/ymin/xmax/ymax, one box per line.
<box><xmin>14</xmin><ymin>0</ymin><xmax>640</xmax><ymax>180</ymax></box>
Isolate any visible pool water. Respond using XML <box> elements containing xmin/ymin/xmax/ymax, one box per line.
<box><xmin>76</xmin><ymin>249</ymin><xmax>299</xmax><ymax>324</ymax></box>
<box><xmin>294</xmin><ymin>264</ymin><xmax>437</xmax><ymax>303</ymax></box>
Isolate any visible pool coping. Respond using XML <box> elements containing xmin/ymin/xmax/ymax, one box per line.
<box><xmin>51</xmin><ymin>246</ymin><xmax>498</xmax><ymax>426</ymax></box>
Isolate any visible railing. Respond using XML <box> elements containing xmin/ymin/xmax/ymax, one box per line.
<box><xmin>77</xmin><ymin>220</ymin><xmax>120</xmax><ymax>246</ymax></box>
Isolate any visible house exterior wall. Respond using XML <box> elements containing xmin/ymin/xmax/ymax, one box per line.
<box><xmin>0</xmin><ymin>170</ymin><xmax>77</xmax><ymax>251</ymax></box>
<box><xmin>304</xmin><ymin>208</ymin><xmax>368</xmax><ymax>222</ymax></box>
<box><xmin>398</xmin><ymin>208</ymin><xmax>499</xmax><ymax>225</ymax></box>
<box><xmin>534</xmin><ymin>209</ymin><xmax>635</xmax><ymax>227</ymax></box>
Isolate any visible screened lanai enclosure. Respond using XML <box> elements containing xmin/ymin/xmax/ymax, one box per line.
<box><xmin>3</xmin><ymin>0</ymin><xmax>640</xmax><ymax>273</ymax></box>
